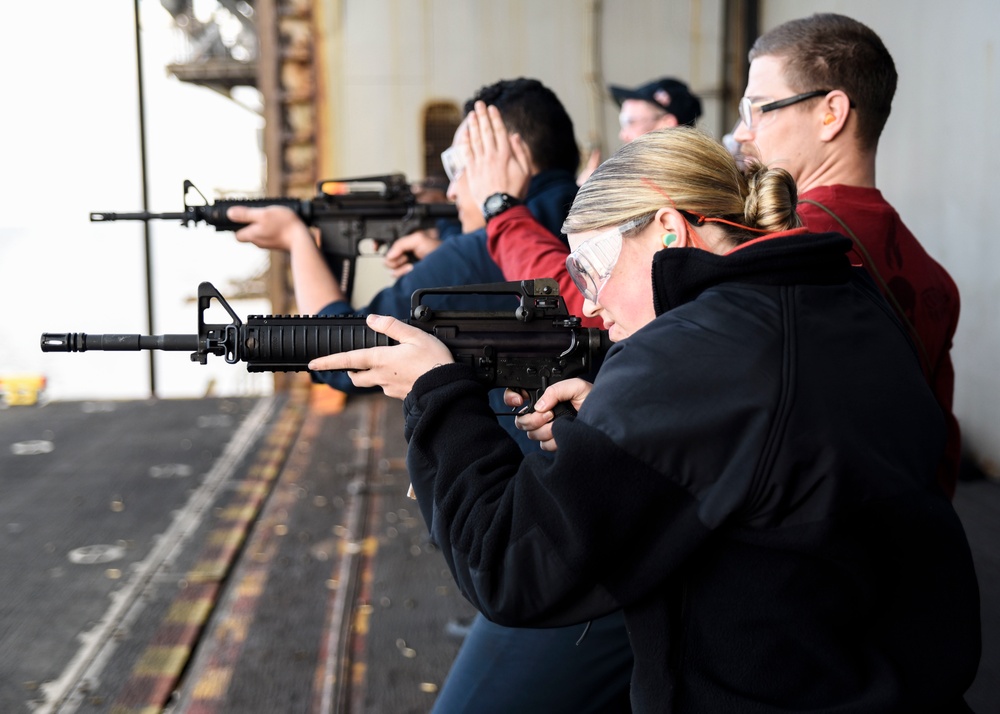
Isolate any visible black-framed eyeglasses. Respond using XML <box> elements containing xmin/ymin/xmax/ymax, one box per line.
<box><xmin>739</xmin><ymin>90</ymin><xmax>837</xmax><ymax>130</ymax></box>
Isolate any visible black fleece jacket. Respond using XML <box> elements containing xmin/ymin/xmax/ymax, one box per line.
<box><xmin>403</xmin><ymin>232</ymin><xmax>981</xmax><ymax>713</ymax></box>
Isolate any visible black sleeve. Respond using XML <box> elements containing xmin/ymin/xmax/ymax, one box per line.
<box><xmin>403</xmin><ymin>364</ymin><xmax>711</xmax><ymax>628</ymax></box>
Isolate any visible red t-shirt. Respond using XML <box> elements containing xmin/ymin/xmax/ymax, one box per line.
<box><xmin>798</xmin><ymin>185</ymin><xmax>961</xmax><ymax>497</ymax></box>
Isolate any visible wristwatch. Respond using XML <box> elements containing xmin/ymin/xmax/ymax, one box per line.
<box><xmin>482</xmin><ymin>192</ymin><xmax>522</xmax><ymax>224</ymax></box>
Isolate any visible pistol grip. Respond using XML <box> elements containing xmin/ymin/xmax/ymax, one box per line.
<box><xmin>519</xmin><ymin>393</ymin><xmax>577</xmax><ymax>420</ymax></box>
<box><xmin>550</xmin><ymin>400</ymin><xmax>578</xmax><ymax>420</ymax></box>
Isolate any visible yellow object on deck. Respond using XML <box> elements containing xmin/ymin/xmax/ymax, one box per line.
<box><xmin>0</xmin><ymin>373</ymin><xmax>47</xmax><ymax>407</ymax></box>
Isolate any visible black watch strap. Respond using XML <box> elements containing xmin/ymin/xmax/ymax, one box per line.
<box><xmin>482</xmin><ymin>192</ymin><xmax>522</xmax><ymax>224</ymax></box>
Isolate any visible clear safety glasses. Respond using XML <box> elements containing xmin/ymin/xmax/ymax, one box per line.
<box><xmin>441</xmin><ymin>145</ymin><xmax>467</xmax><ymax>183</ymax></box>
<box><xmin>737</xmin><ymin>90</ymin><xmax>832</xmax><ymax>131</ymax></box>
<box><xmin>565</xmin><ymin>220</ymin><xmax>640</xmax><ymax>303</ymax></box>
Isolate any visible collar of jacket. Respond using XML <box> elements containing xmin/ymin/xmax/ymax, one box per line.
<box><xmin>651</xmin><ymin>231</ymin><xmax>855</xmax><ymax>316</ymax></box>
<box><xmin>523</xmin><ymin>168</ymin><xmax>579</xmax><ymax>244</ymax></box>
<box><xmin>525</xmin><ymin>168</ymin><xmax>577</xmax><ymax>197</ymax></box>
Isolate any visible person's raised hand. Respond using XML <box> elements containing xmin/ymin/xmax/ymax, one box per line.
<box><xmin>307</xmin><ymin>314</ymin><xmax>454</xmax><ymax>400</ymax></box>
<box><xmin>465</xmin><ymin>101</ymin><xmax>532</xmax><ymax>209</ymax></box>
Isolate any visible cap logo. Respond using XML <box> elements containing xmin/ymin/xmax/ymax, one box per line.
<box><xmin>654</xmin><ymin>89</ymin><xmax>672</xmax><ymax>107</ymax></box>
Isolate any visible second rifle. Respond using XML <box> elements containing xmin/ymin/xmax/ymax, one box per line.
<box><xmin>89</xmin><ymin>174</ymin><xmax>458</xmax><ymax>301</ymax></box>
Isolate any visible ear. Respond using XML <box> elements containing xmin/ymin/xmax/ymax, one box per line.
<box><xmin>513</xmin><ymin>133</ymin><xmax>540</xmax><ymax>175</ymax></box>
<box><xmin>653</xmin><ymin>207</ymin><xmax>693</xmax><ymax>248</ymax></box>
<box><xmin>818</xmin><ymin>90</ymin><xmax>852</xmax><ymax>142</ymax></box>
<box><xmin>657</xmin><ymin>114</ymin><xmax>681</xmax><ymax>130</ymax></box>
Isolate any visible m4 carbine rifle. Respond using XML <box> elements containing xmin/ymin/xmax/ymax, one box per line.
<box><xmin>89</xmin><ymin>174</ymin><xmax>458</xmax><ymax>300</ymax></box>
<box><xmin>40</xmin><ymin>279</ymin><xmax>610</xmax><ymax>414</ymax></box>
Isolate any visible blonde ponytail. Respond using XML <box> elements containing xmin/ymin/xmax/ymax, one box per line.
<box><xmin>743</xmin><ymin>164</ymin><xmax>801</xmax><ymax>234</ymax></box>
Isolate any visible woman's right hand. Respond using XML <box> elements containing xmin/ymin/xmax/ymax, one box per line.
<box><xmin>506</xmin><ymin>378</ymin><xmax>593</xmax><ymax>451</ymax></box>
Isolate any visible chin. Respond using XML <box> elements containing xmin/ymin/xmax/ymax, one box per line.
<box><xmin>459</xmin><ymin>213</ymin><xmax>485</xmax><ymax>233</ymax></box>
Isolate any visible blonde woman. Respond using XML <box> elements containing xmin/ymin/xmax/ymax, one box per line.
<box><xmin>310</xmin><ymin>127</ymin><xmax>980</xmax><ymax>713</ymax></box>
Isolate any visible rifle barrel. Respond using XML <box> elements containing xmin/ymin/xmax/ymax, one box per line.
<box><xmin>40</xmin><ymin>333</ymin><xmax>199</xmax><ymax>352</ymax></box>
<box><xmin>89</xmin><ymin>211</ymin><xmax>190</xmax><ymax>222</ymax></box>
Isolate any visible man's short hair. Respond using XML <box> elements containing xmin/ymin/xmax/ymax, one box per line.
<box><xmin>749</xmin><ymin>13</ymin><xmax>897</xmax><ymax>151</ymax></box>
<box><xmin>464</xmin><ymin>78</ymin><xmax>580</xmax><ymax>174</ymax></box>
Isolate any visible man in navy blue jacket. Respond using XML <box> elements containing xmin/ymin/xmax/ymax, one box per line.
<box><xmin>228</xmin><ymin>78</ymin><xmax>634</xmax><ymax>713</ymax></box>
<box><xmin>228</xmin><ymin>79</ymin><xmax>581</xmax><ymax>383</ymax></box>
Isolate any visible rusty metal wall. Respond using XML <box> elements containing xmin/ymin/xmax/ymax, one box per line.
<box><xmin>255</xmin><ymin>0</ymin><xmax>322</xmax><ymax>390</ymax></box>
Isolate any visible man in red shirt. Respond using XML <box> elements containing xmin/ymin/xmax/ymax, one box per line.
<box><xmin>731</xmin><ymin>14</ymin><xmax>961</xmax><ymax>497</ymax></box>
<box><xmin>471</xmin><ymin>14</ymin><xmax>961</xmax><ymax>498</ymax></box>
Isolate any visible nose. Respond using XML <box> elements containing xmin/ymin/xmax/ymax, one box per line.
<box><xmin>582</xmin><ymin>297</ymin><xmax>600</xmax><ymax>318</ymax></box>
<box><xmin>446</xmin><ymin>178</ymin><xmax>458</xmax><ymax>203</ymax></box>
<box><xmin>732</xmin><ymin>119</ymin><xmax>753</xmax><ymax>143</ymax></box>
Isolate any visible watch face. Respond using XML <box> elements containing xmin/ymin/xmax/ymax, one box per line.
<box><xmin>485</xmin><ymin>194</ymin><xmax>505</xmax><ymax>213</ymax></box>
<box><xmin>484</xmin><ymin>193</ymin><xmax>515</xmax><ymax>221</ymax></box>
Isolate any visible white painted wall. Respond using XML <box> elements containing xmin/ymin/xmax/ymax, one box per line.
<box><xmin>320</xmin><ymin>0</ymin><xmax>728</xmax><ymax>178</ymax></box>
<box><xmin>761</xmin><ymin>0</ymin><xmax>1000</xmax><ymax>469</ymax></box>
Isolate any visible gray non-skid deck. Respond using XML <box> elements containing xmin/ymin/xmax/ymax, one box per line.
<box><xmin>0</xmin><ymin>390</ymin><xmax>995</xmax><ymax>712</ymax></box>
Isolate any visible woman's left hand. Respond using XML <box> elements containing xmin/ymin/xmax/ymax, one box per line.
<box><xmin>308</xmin><ymin>314</ymin><xmax>454</xmax><ymax>399</ymax></box>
